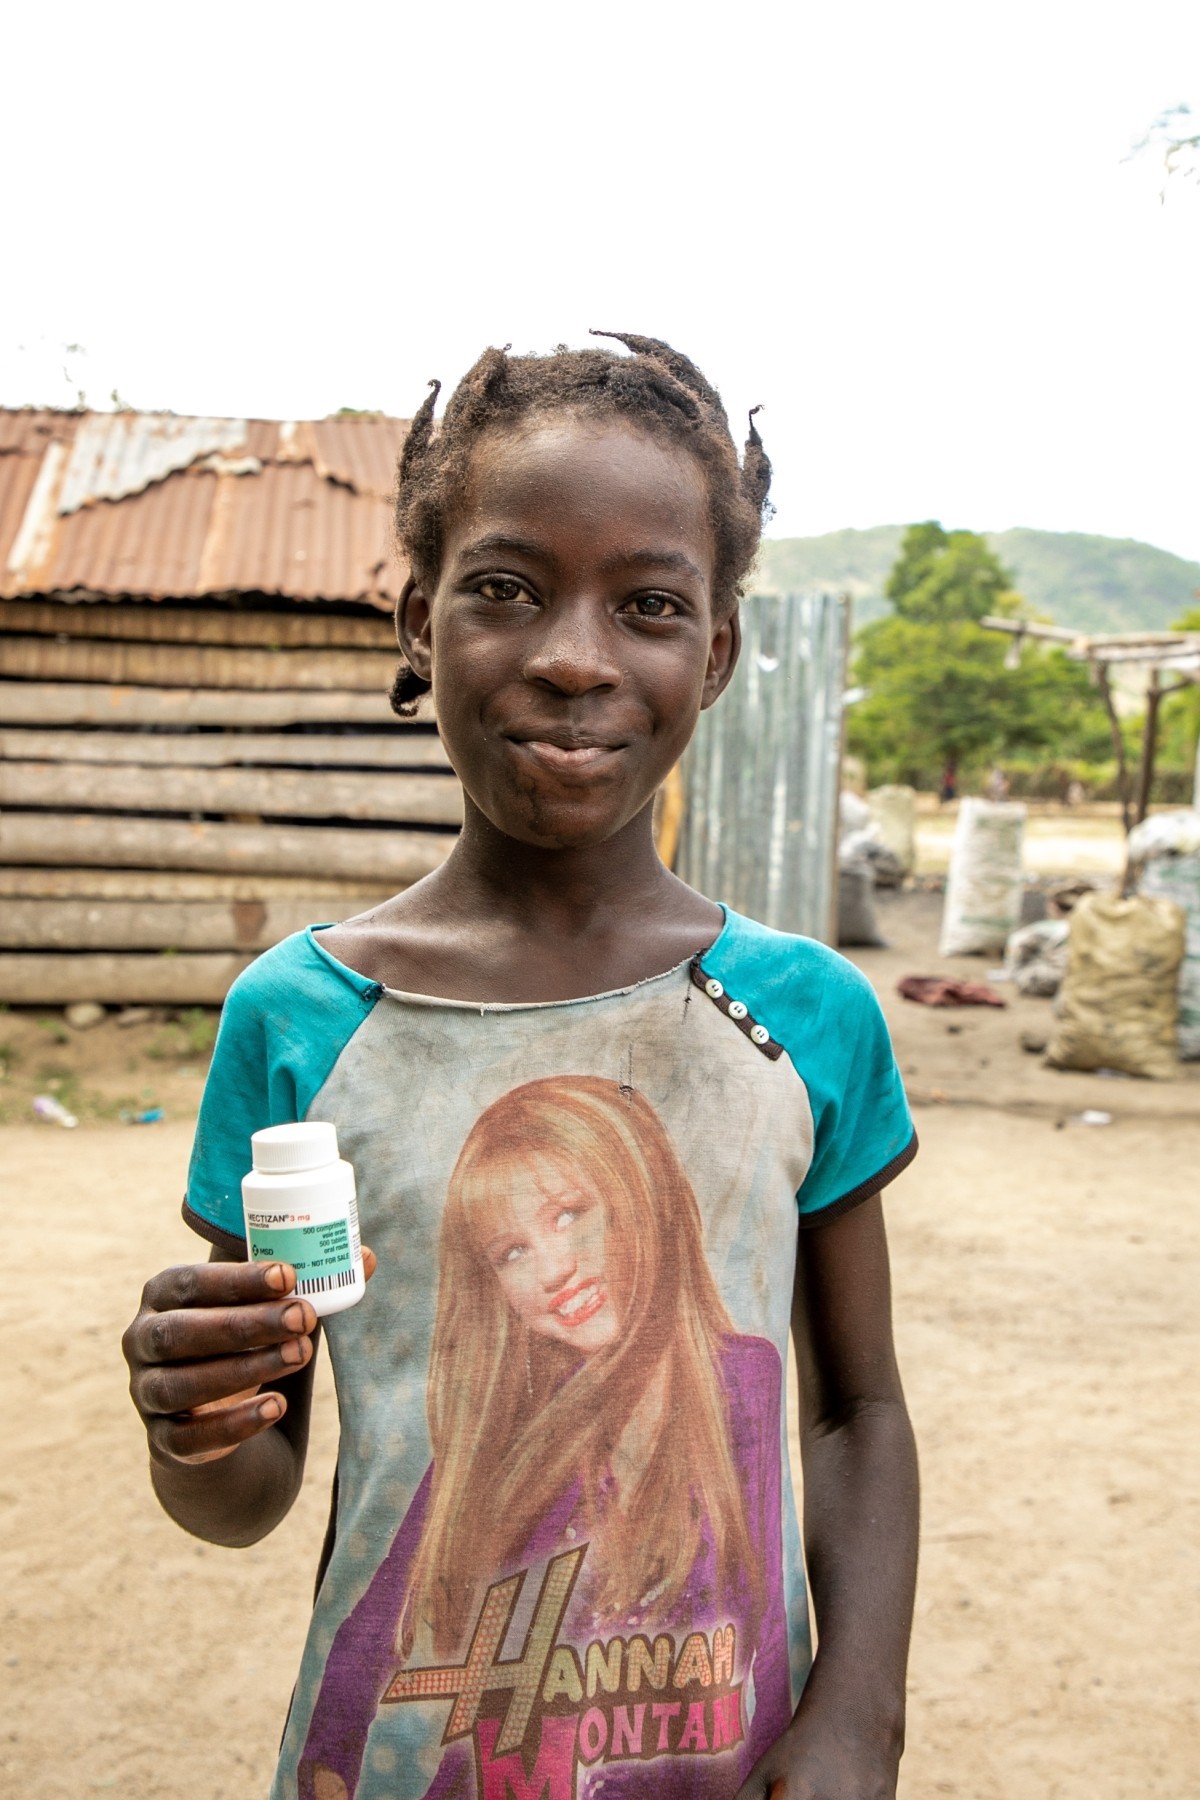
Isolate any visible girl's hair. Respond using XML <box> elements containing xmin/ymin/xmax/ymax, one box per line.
<box><xmin>390</xmin><ymin>332</ymin><xmax>772</xmax><ymax>713</ymax></box>
<box><xmin>399</xmin><ymin>1075</ymin><xmax>755</xmax><ymax>1658</ymax></box>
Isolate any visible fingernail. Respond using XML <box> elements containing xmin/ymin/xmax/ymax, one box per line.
<box><xmin>282</xmin><ymin>1303</ymin><xmax>306</xmax><ymax>1332</ymax></box>
<box><xmin>280</xmin><ymin>1335</ymin><xmax>307</xmax><ymax>1365</ymax></box>
<box><xmin>259</xmin><ymin>1395</ymin><xmax>283</xmax><ymax>1422</ymax></box>
<box><xmin>263</xmin><ymin>1264</ymin><xmax>287</xmax><ymax>1291</ymax></box>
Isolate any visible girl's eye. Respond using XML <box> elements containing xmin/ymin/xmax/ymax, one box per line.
<box><xmin>497</xmin><ymin>1241</ymin><xmax>528</xmax><ymax>1266</ymax></box>
<box><xmin>555</xmin><ymin>1208</ymin><xmax>579</xmax><ymax>1231</ymax></box>
<box><xmin>622</xmin><ymin>593</ymin><xmax>679</xmax><ymax>620</ymax></box>
<box><xmin>477</xmin><ymin>576</ymin><xmax>533</xmax><ymax>605</ymax></box>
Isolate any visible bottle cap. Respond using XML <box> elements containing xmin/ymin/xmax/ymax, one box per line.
<box><xmin>250</xmin><ymin>1121</ymin><xmax>340</xmax><ymax>1174</ymax></box>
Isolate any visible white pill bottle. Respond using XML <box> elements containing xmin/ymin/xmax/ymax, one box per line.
<box><xmin>241</xmin><ymin>1121</ymin><xmax>365</xmax><ymax>1317</ymax></box>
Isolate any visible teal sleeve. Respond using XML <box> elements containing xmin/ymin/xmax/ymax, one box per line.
<box><xmin>183</xmin><ymin>929</ymin><xmax>380</xmax><ymax>1249</ymax></box>
<box><xmin>705</xmin><ymin>909</ymin><xmax>917</xmax><ymax>1225</ymax></box>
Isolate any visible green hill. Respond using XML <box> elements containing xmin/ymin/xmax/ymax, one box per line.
<box><xmin>754</xmin><ymin>527</ymin><xmax>1200</xmax><ymax>633</ymax></box>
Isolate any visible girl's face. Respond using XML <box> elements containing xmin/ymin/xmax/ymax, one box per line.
<box><xmin>398</xmin><ymin>417</ymin><xmax>737</xmax><ymax>851</ymax></box>
<box><xmin>477</xmin><ymin>1156</ymin><xmax>621</xmax><ymax>1356</ymax></box>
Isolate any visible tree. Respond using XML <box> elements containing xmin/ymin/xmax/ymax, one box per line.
<box><xmin>848</xmin><ymin>522</ymin><xmax>1111</xmax><ymax>786</ymax></box>
<box><xmin>883</xmin><ymin>520</ymin><xmax>1015</xmax><ymax>624</ymax></box>
<box><xmin>1131</xmin><ymin>103</ymin><xmax>1200</xmax><ymax>197</ymax></box>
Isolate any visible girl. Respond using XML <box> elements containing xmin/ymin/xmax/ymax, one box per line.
<box><xmin>299</xmin><ymin>1076</ymin><xmax>791</xmax><ymax>1797</ymax></box>
<box><xmin>124</xmin><ymin>333</ymin><xmax>919</xmax><ymax>1800</ymax></box>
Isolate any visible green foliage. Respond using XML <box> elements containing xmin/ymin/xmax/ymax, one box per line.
<box><xmin>755</xmin><ymin>526</ymin><xmax>1200</xmax><ymax>636</ymax></box>
<box><xmin>1157</xmin><ymin>604</ymin><xmax>1200</xmax><ymax>778</ymax></box>
<box><xmin>753</xmin><ymin>526</ymin><xmax>904</xmax><ymax>625</ymax></box>
<box><xmin>997</xmin><ymin>759</ymin><xmax>1192</xmax><ymax>805</ymax></box>
<box><xmin>990</xmin><ymin>529</ymin><xmax>1200</xmax><ymax>635</ymax></box>
<box><xmin>848</xmin><ymin>522</ymin><xmax>1113</xmax><ymax>786</ymax></box>
<box><xmin>884</xmin><ymin>520</ymin><xmax>1017</xmax><ymax>623</ymax></box>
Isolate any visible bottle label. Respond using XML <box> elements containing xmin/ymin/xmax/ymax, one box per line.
<box><xmin>245</xmin><ymin>1213</ymin><xmax>357</xmax><ymax>1297</ymax></box>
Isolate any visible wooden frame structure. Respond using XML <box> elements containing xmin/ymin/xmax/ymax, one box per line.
<box><xmin>981</xmin><ymin>616</ymin><xmax>1200</xmax><ymax>831</ymax></box>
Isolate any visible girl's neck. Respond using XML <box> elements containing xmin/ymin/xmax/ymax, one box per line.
<box><xmin>437</xmin><ymin>799</ymin><xmax>678</xmax><ymax>939</ymax></box>
<box><xmin>316</xmin><ymin>801</ymin><xmax>723</xmax><ymax>1004</ymax></box>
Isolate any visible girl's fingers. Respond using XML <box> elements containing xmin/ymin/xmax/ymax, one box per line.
<box><xmin>139</xmin><ymin>1259</ymin><xmax>297</xmax><ymax>1315</ymax></box>
<box><xmin>136</xmin><ymin>1296</ymin><xmax>316</xmax><ymax>1366</ymax></box>
<box><xmin>137</xmin><ymin>1335</ymin><xmax>313</xmax><ymax>1418</ymax></box>
<box><xmin>151</xmin><ymin>1391</ymin><xmax>287</xmax><ymax>1464</ymax></box>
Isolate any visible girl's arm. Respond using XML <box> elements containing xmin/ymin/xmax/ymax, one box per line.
<box><xmin>737</xmin><ymin>1194</ymin><xmax>918</xmax><ymax>1800</ymax></box>
<box><xmin>123</xmin><ymin>1245</ymin><xmax>322</xmax><ymax>1547</ymax></box>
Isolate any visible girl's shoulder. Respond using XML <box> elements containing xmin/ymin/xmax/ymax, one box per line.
<box><xmin>698</xmin><ymin>907</ymin><xmax>884</xmax><ymax>1048</ymax></box>
<box><xmin>222</xmin><ymin>926</ymin><xmax>382</xmax><ymax>1030</ymax></box>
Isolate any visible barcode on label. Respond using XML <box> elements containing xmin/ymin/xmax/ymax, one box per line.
<box><xmin>297</xmin><ymin>1269</ymin><xmax>358</xmax><ymax>1294</ymax></box>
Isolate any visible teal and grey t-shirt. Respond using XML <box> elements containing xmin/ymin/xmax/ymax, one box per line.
<box><xmin>184</xmin><ymin>906</ymin><xmax>916</xmax><ymax>1800</ymax></box>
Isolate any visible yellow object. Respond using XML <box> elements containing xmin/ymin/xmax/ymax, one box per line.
<box><xmin>653</xmin><ymin>764</ymin><xmax>685</xmax><ymax>869</ymax></box>
<box><xmin>1047</xmin><ymin>892</ymin><xmax>1186</xmax><ymax>1080</ymax></box>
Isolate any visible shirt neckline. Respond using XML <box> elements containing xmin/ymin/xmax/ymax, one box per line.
<box><xmin>305</xmin><ymin>905</ymin><xmax>733</xmax><ymax>1014</ymax></box>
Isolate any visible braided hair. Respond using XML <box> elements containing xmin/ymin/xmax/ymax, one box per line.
<box><xmin>390</xmin><ymin>332</ymin><xmax>771</xmax><ymax>712</ymax></box>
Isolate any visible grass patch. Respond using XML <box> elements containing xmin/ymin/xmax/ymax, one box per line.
<box><xmin>30</xmin><ymin>1065</ymin><xmax>149</xmax><ymax>1123</ymax></box>
<box><xmin>146</xmin><ymin>1008</ymin><xmax>219</xmax><ymax>1062</ymax></box>
<box><xmin>36</xmin><ymin>1064</ymin><xmax>84</xmax><ymax>1116</ymax></box>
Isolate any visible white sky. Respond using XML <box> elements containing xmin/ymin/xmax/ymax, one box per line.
<box><xmin>3</xmin><ymin>1</ymin><xmax>1198</xmax><ymax>558</ymax></box>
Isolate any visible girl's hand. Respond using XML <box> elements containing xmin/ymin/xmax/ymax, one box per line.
<box><xmin>733</xmin><ymin>1716</ymin><xmax>899</xmax><ymax>1800</ymax></box>
<box><xmin>123</xmin><ymin>1259</ymin><xmax>318</xmax><ymax>1464</ymax></box>
<box><xmin>122</xmin><ymin>1250</ymin><xmax>376</xmax><ymax>1465</ymax></box>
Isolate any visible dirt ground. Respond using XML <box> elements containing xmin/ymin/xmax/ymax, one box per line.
<box><xmin>2</xmin><ymin>887</ymin><xmax>1198</xmax><ymax>1797</ymax></box>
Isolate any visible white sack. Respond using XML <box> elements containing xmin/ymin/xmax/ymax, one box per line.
<box><xmin>1128</xmin><ymin>809</ymin><xmax>1200</xmax><ymax>1059</ymax></box>
<box><xmin>939</xmin><ymin>799</ymin><xmax>1027</xmax><ymax>956</ymax></box>
<box><xmin>868</xmin><ymin>784</ymin><xmax>917</xmax><ymax>876</ymax></box>
<box><xmin>1004</xmin><ymin>918</ymin><xmax>1070</xmax><ymax>998</ymax></box>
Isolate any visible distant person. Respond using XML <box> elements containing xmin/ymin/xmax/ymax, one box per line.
<box><xmin>1066</xmin><ymin>778</ymin><xmax>1085</xmax><ymax>808</ymax></box>
<box><xmin>939</xmin><ymin>758</ymin><xmax>958</xmax><ymax>805</ymax></box>
<box><xmin>986</xmin><ymin>765</ymin><xmax>1010</xmax><ymax>803</ymax></box>
<box><xmin>122</xmin><ymin>334</ymin><xmax>919</xmax><ymax>1800</ymax></box>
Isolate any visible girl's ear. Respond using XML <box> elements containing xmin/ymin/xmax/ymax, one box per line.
<box><xmin>701</xmin><ymin>605</ymin><xmax>741</xmax><ymax>710</ymax></box>
<box><xmin>396</xmin><ymin>575</ymin><xmax>434</xmax><ymax>682</ymax></box>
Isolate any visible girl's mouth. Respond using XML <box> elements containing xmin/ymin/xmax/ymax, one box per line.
<box><xmin>549</xmin><ymin>1279</ymin><xmax>607</xmax><ymax>1327</ymax></box>
<box><xmin>513</xmin><ymin>739</ymin><xmax>623</xmax><ymax>775</ymax></box>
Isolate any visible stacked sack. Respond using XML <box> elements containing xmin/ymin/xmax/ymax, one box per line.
<box><xmin>1126</xmin><ymin>809</ymin><xmax>1200</xmax><ymax>1060</ymax></box>
<box><xmin>836</xmin><ymin>792</ymin><xmax>911</xmax><ymax>947</ymax></box>
<box><xmin>1046</xmin><ymin>891</ymin><xmax>1186</xmax><ymax>1080</ymax></box>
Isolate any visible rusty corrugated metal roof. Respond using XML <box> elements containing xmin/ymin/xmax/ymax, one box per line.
<box><xmin>0</xmin><ymin>408</ymin><xmax>410</xmax><ymax>606</ymax></box>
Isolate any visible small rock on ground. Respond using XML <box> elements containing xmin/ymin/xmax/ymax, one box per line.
<box><xmin>65</xmin><ymin>1002</ymin><xmax>106</xmax><ymax>1031</ymax></box>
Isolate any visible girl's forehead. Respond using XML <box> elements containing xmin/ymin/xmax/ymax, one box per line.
<box><xmin>471</xmin><ymin>1151</ymin><xmax>596</xmax><ymax>1226</ymax></box>
<box><xmin>447</xmin><ymin>416</ymin><xmax>716</xmax><ymax>573</ymax></box>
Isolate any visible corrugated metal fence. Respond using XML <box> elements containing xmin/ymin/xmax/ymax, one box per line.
<box><xmin>678</xmin><ymin>591</ymin><xmax>848</xmax><ymax>942</ymax></box>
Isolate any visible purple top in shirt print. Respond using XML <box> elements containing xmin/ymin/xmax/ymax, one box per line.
<box><xmin>298</xmin><ymin>1075</ymin><xmax>794</xmax><ymax>1800</ymax></box>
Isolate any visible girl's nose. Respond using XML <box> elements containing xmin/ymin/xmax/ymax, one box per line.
<box><xmin>536</xmin><ymin>1236</ymin><xmax>576</xmax><ymax>1293</ymax></box>
<box><xmin>522</xmin><ymin>603</ymin><xmax>622</xmax><ymax>696</ymax></box>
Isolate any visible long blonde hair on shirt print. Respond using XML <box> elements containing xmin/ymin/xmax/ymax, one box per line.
<box><xmin>398</xmin><ymin>1074</ymin><xmax>757</xmax><ymax>1660</ymax></box>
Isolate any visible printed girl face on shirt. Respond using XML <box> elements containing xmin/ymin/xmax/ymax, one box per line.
<box><xmin>478</xmin><ymin>1155</ymin><xmax>620</xmax><ymax>1355</ymax></box>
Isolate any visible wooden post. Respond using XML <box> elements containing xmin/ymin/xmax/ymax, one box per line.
<box><xmin>1095</xmin><ymin>664</ymin><xmax>1133</xmax><ymax>836</ymax></box>
<box><xmin>1133</xmin><ymin>668</ymin><xmax>1163</xmax><ymax>828</ymax></box>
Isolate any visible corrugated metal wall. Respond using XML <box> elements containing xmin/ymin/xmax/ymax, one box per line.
<box><xmin>677</xmin><ymin>591</ymin><xmax>848</xmax><ymax>942</ymax></box>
